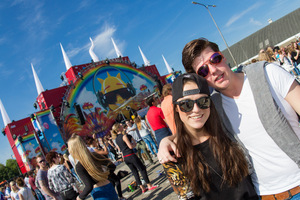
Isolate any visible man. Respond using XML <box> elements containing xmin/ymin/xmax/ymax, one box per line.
<box><xmin>28</xmin><ymin>170</ymin><xmax>45</xmax><ymax>200</ymax></box>
<box><xmin>146</xmin><ymin>95</ymin><xmax>172</xmax><ymax>146</ymax></box>
<box><xmin>125</xmin><ymin>120</ymin><xmax>153</xmax><ymax>164</ymax></box>
<box><xmin>36</xmin><ymin>155</ymin><xmax>60</xmax><ymax>200</ymax></box>
<box><xmin>159</xmin><ymin>38</ymin><xmax>300</xmax><ymax>199</ymax></box>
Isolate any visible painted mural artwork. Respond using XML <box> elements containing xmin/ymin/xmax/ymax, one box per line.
<box><xmin>16</xmin><ymin>134</ymin><xmax>41</xmax><ymax>171</ymax></box>
<box><xmin>32</xmin><ymin>110</ymin><xmax>67</xmax><ymax>155</ymax></box>
<box><xmin>62</xmin><ymin>63</ymin><xmax>156</xmax><ymax>140</ymax></box>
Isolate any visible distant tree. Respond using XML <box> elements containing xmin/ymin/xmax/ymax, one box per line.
<box><xmin>0</xmin><ymin>159</ymin><xmax>20</xmax><ymax>182</ymax></box>
<box><xmin>6</xmin><ymin>159</ymin><xmax>20</xmax><ymax>178</ymax></box>
<box><xmin>0</xmin><ymin>163</ymin><xmax>8</xmax><ymax>182</ymax></box>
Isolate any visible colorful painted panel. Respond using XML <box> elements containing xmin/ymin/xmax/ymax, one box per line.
<box><xmin>15</xmin><ymin>134</ymin><xmax>40</xmax><ymax>171</ymax></box>
<box><xmin>34</xmin><ymin>110</ymin><xmax>67</xmax><ymax>154</ymax></box>
<box><xmin>62</xmin><ymin>63</ymin><xmax>156</xmax><ymax>140</ymax></box>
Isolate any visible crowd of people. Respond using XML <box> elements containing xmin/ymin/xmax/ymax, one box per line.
<box><xmin>2</xmin><ymin>37</ymin><xmax>300</xmax><ymax>200</ymax></box>
<box><xmin>257</xmin><ymin>39</ymin><xmax>300</xmax><ymax>82</ymax></box>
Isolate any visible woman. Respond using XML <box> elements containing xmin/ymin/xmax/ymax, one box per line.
<box><xmin>46</xmin><ymin>151</ymin><xmax>79</xmax><ymax>200</ymax></box>
<box><xmin>85</xmin><ymin>136</ymin><xmax>109</xmax><ymax>156</ymax></box>
<box><xmin>68</xmin><ymin>134</ymin><xmax>118</xmax><ymax>200</ymax></box>
<box><xmin>291</xmin><ymin>42</ymin><xmax>300</xmax><ymax>67</ymax></box>
<box><xmin>112</xmin><ymin>123</ymin><xmax>157</xmax><ymax>193</ymax></box>
<box><xmin>63</xmin><ymin>154</ymin><xmax>81</xmax><ymax>184</ymax></box>
<box><xmin>163</xmin><ymin>73</ymin><xmax>258</xmax><ymax>200</ymax></box>
<box><xmin>10</xmin><ymin>181</ymin><xmax>20</xmax><ymax>200</ymax></box>
<box><xmin>15</xmin><ymin>177</ymin><xmax>35</xmax><ymax>200</ymax></box>
<box><xmin>134</xmin><ymin>116</ymin><xmax>158</xmax><ymax>156</ymax></box>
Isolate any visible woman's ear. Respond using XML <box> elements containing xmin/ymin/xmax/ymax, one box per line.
<box><xmin>175</xmin><ymin>105</ymin><xmax>179</xmax><ymax>112</ymax></box>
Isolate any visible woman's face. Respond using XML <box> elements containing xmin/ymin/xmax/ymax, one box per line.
<box><xmin>118</xmin><ymin>124</ymin><xmax>124</xmax><ymax>132</ymax></box>
<box><xmin>176</xmin><ymin>81</ymin><xmax>210</xmax><ymax>133</ymax></box>
<box><xmin>10</xmin><ymin>183</ymin><xmax>17</xmax><ymax>190</ymax></box>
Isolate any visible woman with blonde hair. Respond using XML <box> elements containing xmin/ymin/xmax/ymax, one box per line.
<box><xmin>134</xmin><ymin>116</ymin><xmax>158</xmax><ymax>156</ymax></box>
<box><xmin>68</xmin><ymin>134</ymin><xmax>118</xmax><ymax>200</ymax></box>
<box><xmin>112</xmin><ymin>123</ymin><xmax>157</xmax><ymax>193</ymax></box>
<box><xmin>258</xmin><ymin>52</ymin><xmax>273</xmax><ymax>63</ymax></box>
<box><xmin>9</xmin><ymin>181</ymin><xmax>20</xmax><ymax>200</ymax></box>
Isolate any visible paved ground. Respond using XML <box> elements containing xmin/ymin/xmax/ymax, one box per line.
<box><xmin>113</xmin><ymin>156</ymin><xmax>177</xmax><ymax>200</ymax></box>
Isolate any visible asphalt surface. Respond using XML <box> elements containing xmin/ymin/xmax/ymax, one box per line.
<box><xmin>85</xmin><ymin>156</ymin><xmax>178</xmax><ymax>200</ymax></box>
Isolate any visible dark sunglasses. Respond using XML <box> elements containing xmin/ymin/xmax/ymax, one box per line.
<box><xmin>196</xmin><ymin>52</ymin><xmax>223</xmax><ymax>77</ymax></box>
<box><xmin>175</xmin><ymin>96</ymin><xmax>211</xmax><ymax>112</ymax></box>
<box><xmin>104</xmin><ymin>88</ymin><xmax>133</xmax><ymax>103</ymax></box>
<box><xmin>38</xmin><ymin>160</ymin><xmax>46</xmax><ymax>163</ymax></box>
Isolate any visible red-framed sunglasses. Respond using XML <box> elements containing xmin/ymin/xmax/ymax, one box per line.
<box><xmin>196</xmin><ymin>52</ymin><xmax>223</xmax><ymax>77</ymax></box>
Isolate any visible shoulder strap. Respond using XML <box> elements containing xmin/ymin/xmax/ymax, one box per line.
<box><xmin>243</xmin><ymin>61</ymin><xmax>300</xmax><ymax>167</ymax></box>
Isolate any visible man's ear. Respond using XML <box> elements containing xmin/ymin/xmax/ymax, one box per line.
<box><xmin>175</xmin><ymin>105</ymin><xmax>179</xmax><ymax>112</ymax></box>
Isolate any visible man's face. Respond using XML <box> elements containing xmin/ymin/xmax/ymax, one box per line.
<box><xmin>36</xmin><ymin>157</ymin><xmax>46</xmax><ymax>169</ymax></box>
<box><xmin>192</xmin><ymin>47</ymin><xmax>231</xmax><ymax>91</ymax></box>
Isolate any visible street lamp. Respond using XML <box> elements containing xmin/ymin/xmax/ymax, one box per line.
<box><xmin>192</xmin><ymin>2</ymin><xmax>238</xmax><ymax>67</ymax></box>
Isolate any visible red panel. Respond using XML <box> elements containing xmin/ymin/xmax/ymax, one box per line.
<box><xmin>36</xmin><ymin>86</ymin><xmax>68</xmax><ymax>114</ymax></box>
<box><xmin>4</xmin><ymin>117</ymin><xmax>35</xmax><ymax>174</ymax></box>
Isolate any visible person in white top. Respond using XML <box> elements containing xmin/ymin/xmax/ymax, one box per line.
<box><xmin>9</xmin><ymin>181</ymin><xmax>20</xmax><ymax>200</ymax></box>
<box><xmin>15</xmin><ymin>177</ymin><xmax>35</xmax><ymax>200</ymax></box>
<box><xmin>158</xmin><ymin>38</ymin><xmax>300</xmax><ymax>200</ymax></box>
<box><xmin>134</xmin><ymin>116</ymin><xmax>158</xmax><ymax>156</ymax></box>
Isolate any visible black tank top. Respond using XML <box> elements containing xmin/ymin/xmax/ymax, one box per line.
<box><xmin>116</xmin><ymin>134</ymin><xmax>134</xmax><ymax>156</ymax></box>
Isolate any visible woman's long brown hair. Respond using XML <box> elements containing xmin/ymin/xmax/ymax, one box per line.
<box><xmin>174</xmin><ymin>100</ymin><xmax>248</xmax><ymax>196</ymax></box>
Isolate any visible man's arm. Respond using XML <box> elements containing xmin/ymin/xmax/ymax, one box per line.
<box><xmin>38</xmin><ymin>180</ymin><xmax>58</xmax><ymax>200</ymax></box>
<box><xmin>157</xmin><ymin>135</ymin><xmax>180</xmax><ymax>163</ymax></box>
<box><xmin>285</xmin><ymin>80</ymin><xmax>300</xmax><ymax>115</ymax></box>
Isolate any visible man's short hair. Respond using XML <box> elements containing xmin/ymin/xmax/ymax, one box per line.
<box><xmin>182</xmin><ymin>38</ymin><xmax>219</xmax><ymax>73</ymax></box>
<box><xmin>146</xmin><ymin>96</ymin><xmax>155</xmax><ymax>107</ymax></box>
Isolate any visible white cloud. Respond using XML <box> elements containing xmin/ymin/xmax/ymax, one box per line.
<box><xmin>132</xmin><ymin>74</ymin><xmax>147</xmax><ymax>92</ymax></box>
<box><xmin>249</xmin><ymin>18</ymin><xmax>262</xmax><ymax>26</ymax></box>
<box><xmin>66</xmin><ymin>24</ymin><xmax>125</xmax><ymax>60</ymax></box>
<box><xmin>76</xmin><ymin>87</ymin><xmax>100</xmax><ymax>108</ymax></box>
<box><xmin>225</xmin><ymin>2</ymin><xmax>261</xmax><ymax>27</ymax></box>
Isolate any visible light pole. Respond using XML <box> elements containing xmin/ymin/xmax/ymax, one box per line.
<box><xmin>192</xmin><ymin>2</ymin><xmax>238</xmax><ymax>67</ymax></box>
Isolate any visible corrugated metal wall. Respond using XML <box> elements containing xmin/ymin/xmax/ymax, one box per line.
<box><xmin>222</xmin><ymin>8</ymin><xmax>300</xmax><ymax>67</ymax></box>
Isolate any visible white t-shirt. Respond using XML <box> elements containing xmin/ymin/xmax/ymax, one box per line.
<box><xmin>221</xmin><ymin>63</ymin><xmax>300</xmax><ymax>195</ymax></box>
<box><xmin>139</xmin><ymin>120</ymin><xmax>151</xmax><ymax>137</ymax></box>
<box><xmin>18</xmin><ymin>187</ymin><xmax>35</xmax><ymax>200</ymax></box>
<box><xmin>10</xmin><ymin>191</ymin><xmax>20</xmax><ymax>200</ymax></box>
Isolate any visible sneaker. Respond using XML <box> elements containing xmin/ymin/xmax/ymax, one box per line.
<box><xmin>148</xmin><ymin>185</ymin><xmax>158</xmax><ymax>191</ymax></box>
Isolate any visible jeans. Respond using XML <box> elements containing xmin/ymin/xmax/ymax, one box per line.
<box><xmin>142</xmin><ymin>134</ymin><xmax>158</xmax><ymax>155</ymax></box>
<box><xmin>154</xmin><ymin>127</ymin><xmax>172</xmax><ymax>147</ymax></box>
<box><xmin>90</xmin><ymin>183</ymin><xmax>118</xmax><ymax>200</ymax></box>
<box><xmin>34</xmin><ymin>189</ymin><xmax>45</xmax><ymax>200</ymax></box>
<box><xmin>291</xmin><ymin>193</ymin><xmax>300</xmax><ymax>200</ymax></box>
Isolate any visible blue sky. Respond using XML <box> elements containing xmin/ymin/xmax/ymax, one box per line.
<box><xmin>0</xmin><ymin>0</ymin><xmax>299</xmax><ymax>165</ymax></box>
